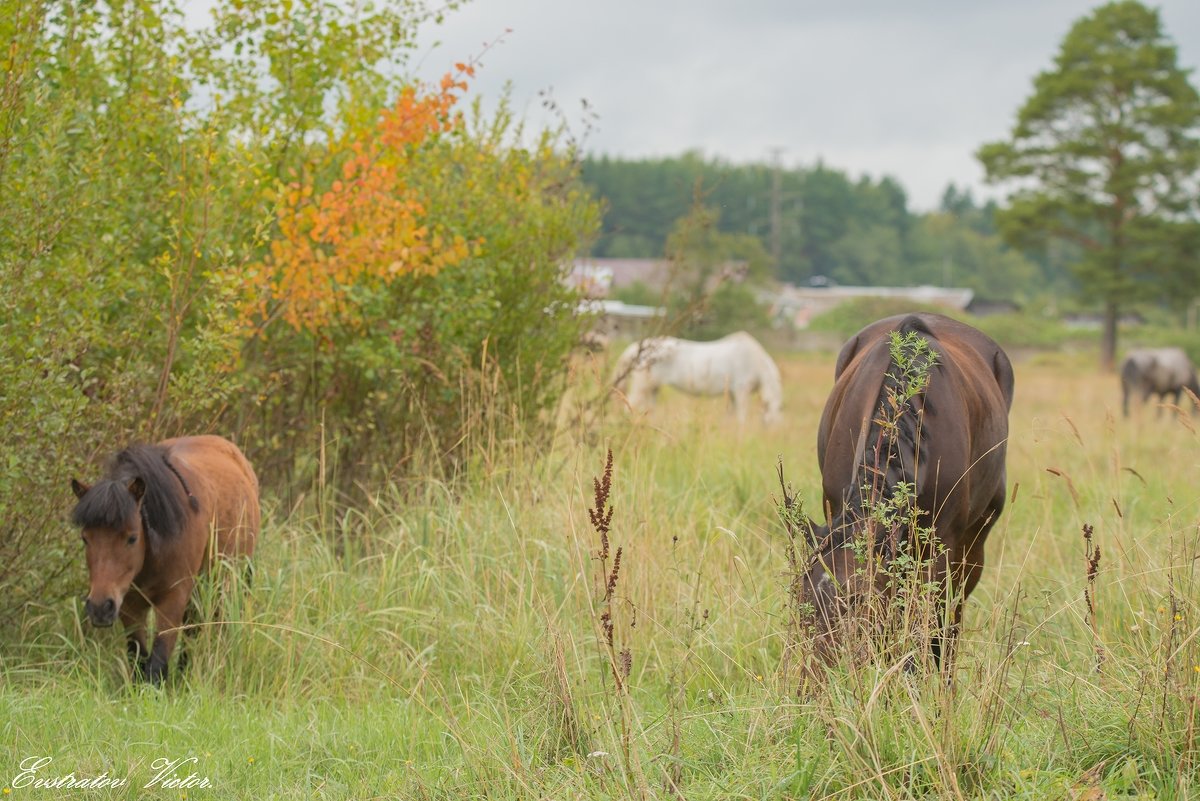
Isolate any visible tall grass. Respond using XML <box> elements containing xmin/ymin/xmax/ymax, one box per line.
<box><xmin>1</xmin><ymin>351</ymin><xmax>1198</xmax><ymax>799</ymax></box>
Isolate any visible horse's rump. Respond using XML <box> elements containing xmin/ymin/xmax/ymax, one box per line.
<box><xmin>818</xmin><ymin>314</ymin><xmax>1012</xmax><ymax>541</ymax></box>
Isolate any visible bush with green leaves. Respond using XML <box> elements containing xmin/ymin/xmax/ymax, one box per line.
<box><xmin>236</xmin><ymin>98</ymin><xmax>601</xmax><ymax>495</ymax></box>
<box><xmin>0</xmin><ymin>0</ymin><xmax>598</xmax><ymax>626</ymax></box>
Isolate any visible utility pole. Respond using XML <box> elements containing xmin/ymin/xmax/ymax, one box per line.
<box><xmin>769</xmin><ymin>147</ymin><xmax>784</xmax><ymax>275</ymax></box>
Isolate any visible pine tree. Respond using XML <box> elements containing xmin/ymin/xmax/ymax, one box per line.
<box><xmin>978</xmin><ymin>1</ymin><xmax>1200</xmax><ymax>368</ymax></box>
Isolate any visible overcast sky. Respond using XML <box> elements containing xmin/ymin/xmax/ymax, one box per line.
<box><xmin>411</xmin><ymin>1</ymin><xmax>1200</xmax><ymax>210</ymax></box>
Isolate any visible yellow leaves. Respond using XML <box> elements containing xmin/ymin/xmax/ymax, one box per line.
<box><xmin>241</xmin><ymin>73</ymin><xmax>474</xmax><ymax>337</ymax></box>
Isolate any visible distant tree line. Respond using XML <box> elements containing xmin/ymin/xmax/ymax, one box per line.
<box><xmin>580</xmin><ymin>153</ymin><xmax>1071</xmax><ymax>302</ymax></box>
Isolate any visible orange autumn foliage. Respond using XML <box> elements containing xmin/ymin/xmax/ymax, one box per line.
<box><xmin>244</xmin><ymin>70</ymin><xmax>476</xmax><ymax>335</ymax></box>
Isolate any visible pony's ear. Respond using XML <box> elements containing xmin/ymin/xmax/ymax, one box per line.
<box><xmin>127</xmin><ymin>477</ymin><xmax>146</xmax><ymax>502</ymax></box>
<box><xmin>71</xmin><ymin>479</ymin><xmax>90</xmax><ymax>499</ymax></box>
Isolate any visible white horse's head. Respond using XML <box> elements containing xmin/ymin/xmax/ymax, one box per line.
<box><xmin>745</xmin><ymin>340</ymin><xmax>784</xmax><ymax>425</ymax></box>
<box><xmin>760</xmin><ymin>368</ymin><xmax>784</xmax><ymax>425</ymax></box>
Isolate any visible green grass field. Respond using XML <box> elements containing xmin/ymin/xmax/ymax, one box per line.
<box><xmin>2</xmin><ymin>350</ymin><xmax>1199</xmax><ymax>799</ymax></box>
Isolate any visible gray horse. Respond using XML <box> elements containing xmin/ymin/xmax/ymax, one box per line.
<box><xmin>1120</xmin><ymin>347</ymin><xmax>1200</xmax><ymax>417</ymax></box>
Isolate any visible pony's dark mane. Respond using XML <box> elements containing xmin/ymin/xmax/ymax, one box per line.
<box><xmin>827</xmin><ymin>315</ymin><xmax>938</xmax><ymax>557</ymax></box>
<box><xmin>71</xmin><ymin>444</ymin><xmax>194</xmax><ymax>541</ymax></box>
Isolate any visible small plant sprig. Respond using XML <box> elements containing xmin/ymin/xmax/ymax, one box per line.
<box><xmin>1082</xmin><ymin>522</ymin><xmax>1105</xmax><ymax>672</ymax></box>
<box><xmin>888</xmin><ymin>330</ymin><xmax>939</xmax><ymax>398</ymax></box>
<box><xmin>585</xmin><ymin>448</ymin><xmax>641</xmax><ymax>786</ymax></box>
<box><xmin>589</xmin><ymin>448</ymin><xmax>625</xmax><ymax>665</ymax></box>
<box><xmin>776</xmin><ymin>459</ymin><xmax>817</xmax><ymax>678</ymax></box>
<box><xmin>861</xmin><ymin>331</ymin><xmax>939</xmax><ymax>560</ymax></box>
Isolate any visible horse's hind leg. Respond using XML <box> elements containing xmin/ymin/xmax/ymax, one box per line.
<box><xmin>933</xmin><ymin>504</ymin><xmax>1000</xmax><ymax>673</ymax></box>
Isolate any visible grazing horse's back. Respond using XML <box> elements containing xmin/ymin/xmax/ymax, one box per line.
<box><xmin>163</xmin><ymin>435</ymin><xmax>259</xmax><ymax>561</ymax></box>
<box><xmin>804</xmin><ymin>313</ymin><xmax>1014</xmax><ymax>665</ymax></box>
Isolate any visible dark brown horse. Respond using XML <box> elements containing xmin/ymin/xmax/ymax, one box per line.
<box><xmin>71</xmin><ymin>435</ymin><xmax>260</xmax><ymax>684</ymax></box>
<box><xmin>802</xmin><ymin>314</ymin><xmax>1014</xmax><ymax>667</ymax></box>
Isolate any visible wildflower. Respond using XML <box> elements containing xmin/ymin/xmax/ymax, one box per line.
<box><xmin>247</xmin><ymin>757</ymin><xmax>255</xmax><ymax>765</ymax></box>
<box><xmin>1175</xmin><ymin>614</ymin><xmax>1183</xmax><ymax>622</ymax></box>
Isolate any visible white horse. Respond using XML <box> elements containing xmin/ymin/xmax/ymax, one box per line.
<box><xmin>613</xmin><ymin>331</ymin><xmax>783</xmax><ymax>424</ymax></box>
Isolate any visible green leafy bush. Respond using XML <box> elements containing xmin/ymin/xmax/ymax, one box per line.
<box><xmin>0</xmin><ymin>0</ymin><xmax>597</xmax><ymax>626</ymax></box>
<box><xmin>237</xmin><ymin>99</ymin><xmax>600</xmax><ymax>494</ymax></box>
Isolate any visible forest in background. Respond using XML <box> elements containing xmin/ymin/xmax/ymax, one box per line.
<box><xmin>580</xmin><ymin>154</ymin><xmax>1070</xmax><ymax>304</ymax></box>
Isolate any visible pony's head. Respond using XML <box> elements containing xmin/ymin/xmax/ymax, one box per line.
<box><xmin>71</xmin><ymin>477</ymin><xmax>149</xmax><ymax>627</ymax></box>
<box><xmin>70</xmin><ymin>445</ymin><xmax>191</xmax><ymax>626</ymax></box>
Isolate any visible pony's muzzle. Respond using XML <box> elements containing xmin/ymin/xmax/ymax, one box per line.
<box><xmin>84</xmin><ymin>597</ymin><xmax>117</xmax><ymax>627</ymax></box>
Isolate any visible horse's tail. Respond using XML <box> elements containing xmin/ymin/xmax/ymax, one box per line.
<box><xmin>852</xmin><ymin>315</ymin><xmax>938</xmax><ymax>558</ymax></box>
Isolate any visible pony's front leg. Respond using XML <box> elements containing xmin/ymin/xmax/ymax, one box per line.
<box><xmin>176</xmin><ymin>601</ymin><xmax>202</xmax><ymax>675</ymax></box>
<box><xmin>146</xmin><ymin>585</ymin><xmax>192</xmax><ymax>686</ymax></box>
<box><xmin>120</xmin><ymin>594</ymin><xmax>150</xmax><ymax>678</ymax></box>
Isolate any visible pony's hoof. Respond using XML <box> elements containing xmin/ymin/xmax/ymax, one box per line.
<box><xmin>145</xmin><ymin>663</ymin><xmax>168</xmax><ymax>686</ymax></box>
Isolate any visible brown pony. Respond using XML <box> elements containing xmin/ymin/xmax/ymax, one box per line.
<box><xmin>71</xmin><ymin>435</ymin><xmax>259</xmax><ymax>684</ymax></box>
<box><xmin>803</xmin><ymin>314</ymin><xmax>1014</xmax><ymax>667</ymax></box>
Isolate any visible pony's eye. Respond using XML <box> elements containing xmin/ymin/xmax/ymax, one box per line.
<box><xmin>126</xmin><ymin>535</ymin><xmax>138</xmax><ymax>546</ymax></box>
